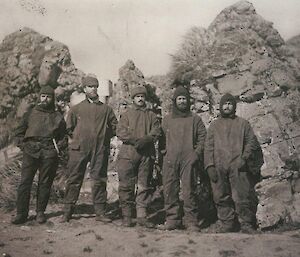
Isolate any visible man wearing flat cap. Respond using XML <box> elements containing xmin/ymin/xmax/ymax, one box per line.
<box><xmin>12</xmin><ymin>85</ymin><xmax>67</xmax><ymax>224</ymax></box>
<box><xmin>116</xmin><ymin>84</ymin><xmax>160</xmax><ymax>227</ymax></box>
<box><xmin>204</xmin><ymin>93</ymin><xmax>263</xmax><ymax>233</ymax></box>
<box><xmin>160</xmin><ymin>86</ymin><xmax>206</xmax><ymax>231</ymax></box>
<box><xmin>61</xmin><ymin>75</ymin><xmax>118</xmax><ymax>222</ymax></box>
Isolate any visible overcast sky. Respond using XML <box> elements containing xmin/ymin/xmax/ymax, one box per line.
<box><xmin>1</xmin><ymin>0</ymin><xmax>300</xmax><ymax>81</ymax></box>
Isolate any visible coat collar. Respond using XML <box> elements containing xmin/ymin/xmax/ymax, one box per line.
<box><xmin>85</xmin><ymin>97</ymin><xmax>103</xmax><ymax>105</ymax></box>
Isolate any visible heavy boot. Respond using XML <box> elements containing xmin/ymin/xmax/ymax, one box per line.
<box><xmin>122</xmin><ymin>216</ymin><xmax>135</xmax><ymax>227</ymax></box>
<box><xmin>136</xmin><ymin>217</ymin><xmax>155</xmax><ymax>229</ymax></box>
<box><xmin>185</xmin><ymin>223</ymin><xmax>200</xmax><ymax>232</ymax></box>
<box><xmin>215</xmin><ymin>221</ymin><xmax>237</xmax><ymax>233</ymax></box>
<box><xmin>11</xmin><ymin>214</ymin><xmax>27</xmax><ymax>225</ymax></box>
<box><xmin>158</xmin><ymin>220</ymin><xmax>183</xmax><ymax>231</ymax></box>
<box><xmin>94</xmin><ymin>203</ymin><xmax>112</xmax><ymax>223</ymax></box>
<box><xmin>60</xmin><ymin>204</ymin><xmax>74</xmax><ymax>223</ymax></box>
<box><xmin>36</xmin><ymin>212</ymin><xmax>47</xmax><ymax>224</ymax></box>
<box><xmin>240</xmin><ymin>223</ymin><xmax>256</xmax><ymax>234</ymax></box>
<box><xmin>136</xmin><ymin>207</ymin><xmax>154</xmax><ymax>228</ymax></box>
<box><xmin>95</xmin><ymin>214</ymin><xmax>112</xmax><ymax>223</ymax></box>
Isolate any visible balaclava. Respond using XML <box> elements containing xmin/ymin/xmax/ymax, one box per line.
<box><xmin>38</xmin><ymin>85</ymin><xmax>55</xmax><ymax>111</ymax></box>
<box><xmin>219</xmin><ymin>93</ymin><xmax>237</xmax><ymax>118</ymax></box>
<box><xmin>172</xmin><ymin>86</ymin><xmax>192</xmax><ymax>118</ymax></box>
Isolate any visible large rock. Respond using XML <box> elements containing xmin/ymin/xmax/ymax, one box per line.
<box><xmin>114</xmin><ymin>59</ymin><xmax>145</xmax><ymax>101</ymax></box>
<box><xmin>256</xmin><ymin>175</ymin><xmax>300</xmax><ymax>228</ymax></box>
<box><xmin>111</xmin><ymin>59</ymin><xmax>161</xmax><ymax>113</ymax></box>
<box><xmin>0</xmin><ymin>27</ymin><xmax>84</xmax><ymax>148</ymax></box>
<box><xmin>286</xmin><ymin>35</ymin><xmax>300</xmax><ymax>64</ymax></box>
<box><xmin>171</xmin><ymin>1</ymin><xmax>300</xmax><ymax>99</ymax></box>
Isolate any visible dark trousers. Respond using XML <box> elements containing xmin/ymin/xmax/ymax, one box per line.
<box><xmin>16</xmin><ymin>152</ymin><xmax>58</xmax><ymax>215</ymax></box>
<box><xmin>117</xmin><ymin>156</ymin><xmax>153</xmax><ymax>218</ymax></box>
<box><xmin>162</xmin><ymin>158</ymin><xmax>199</xmax><ymax>226</ymax></box>
<box><xmin>63</xmin><ymin>148</ymin><xmax>109</xmax><ymax>214</ymax></box>
<box><xmin>211</xmin><ymin>167</ymin><xmax>256</xmax><ymax>225</ymax></box>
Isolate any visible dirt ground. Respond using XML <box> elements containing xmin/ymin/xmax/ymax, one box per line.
<box><xmin>1</xmin><ymin>202</ymin><xmax>300</xmax><ymax>257</ymax></box>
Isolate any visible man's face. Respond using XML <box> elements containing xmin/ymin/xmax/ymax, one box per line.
<box><xmin>84</xmin><ymin>84</ymin><xmax>98</xmax><ymax>99</ymax></box>
<box><xmin>39</xmin><ymin>94</ymin><xmax>53</xmax><ymax>108</ymax></box>
<box><xmin>175</xmin><ymin>95</ymin><xmax>188</xmax><ymax>111</ymax></box>
<box><xmin>222</xmin><ymin>101</ymin><xmax>234</xmax><ymax>115</ymax></box>
<box><xmin>133</xmin><ymin>94</ymin><xmax>146</xmax><ymax>107</ymax></box>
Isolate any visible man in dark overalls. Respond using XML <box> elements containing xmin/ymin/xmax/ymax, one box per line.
<box><xmin>61</xmin><ymin>76</ymin><xmax>118</xmax><ymax>222</ymax></box>
<box><xmin>12</xmin><ymin>85</ymin><xmax>66</xmax><ymax>224</ymax></box>
<box><xmin>204</xmin><ymin>93</ymin><xmax>262</xmax><ymax>233</ymax></box>
<box><xmin>160</xmin><ymin>86</ymin><xmax>207</xmax><ymax>231</ymax></box>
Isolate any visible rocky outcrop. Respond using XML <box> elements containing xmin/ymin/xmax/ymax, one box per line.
<box><xmin>169</xmin><ymin>0</ymin><xmax>300</xmax><ymax>229</ymax></box>
<box><xmin>0</xmin><ymin>27</ymin><xmax>84</xmax><ymax>148</ymax></box>
<box><xmin>111</xmin><ymin>59</ymin><xmax>161</xmax><ymax>113</ymax></box>
<box><xmin>287</xmin><ymin>35</ymin><xmax>300</xmax><ymax>64</ymax></box>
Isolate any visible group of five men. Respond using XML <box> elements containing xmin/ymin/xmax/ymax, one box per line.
<box><xmin>12</xmin><ymin>75</ymin><xmax>260</xmax><ymax>233</ymax></box>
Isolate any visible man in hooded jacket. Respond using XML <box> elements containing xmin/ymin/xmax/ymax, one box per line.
<box><xmin>160</xmin><ymin>86</ymin><xmax>206</xmax><ymax>231</ymax></box>
<box><xmin>116</xmin><ymin>85</ymin><xmax>160</xmax><ymax>227</ymax></box>
<box><xmin>12</xmin><ymin>85</ymin><xmax>67</xmax><ymax>224</ymax></box>
<box><xmin>61</xmin><ymin>76</ymin><xmax>118</xmax><ymax>222</ymax></box>
<box><xmin>204</xmin><ymin>93</ymin><xmax>261</xmax><ymax>233</ymax></box>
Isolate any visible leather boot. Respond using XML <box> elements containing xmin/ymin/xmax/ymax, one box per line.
<box><xmin>215</xmin><ymin>221</ymin><xmax>237</xmax><ymax>233</ymax></box>
<box><xmin>185</xmin><ymin>224</ymin><xmax>200</xmax><ymax>232</ymax></box>
<box><xmin>122</xmin><ymin>216</ymin><xmax>135</xmax><ymax>227</ymax></box>
<box><xmin>94</xmin><ymin>203</ymin><xmax>112</xmax><ymax>223</ymax></box>
<box><xmin>60</xmin><ymin>204</ymin><xmax>74</xmax><ymax>223</ymax></box>
<box><xmin>136</xmin><ymin>217</ymin><xmax>155</xmax><ymax>229</ymax></box>
<box><xmin>36</xmin><ymin>212</ymin><xmax>47</xmax><ymax>224</ymax></box>
<box><xmin>158</xmin><ymin>220</ymin><xmax>183</xmax><ymax>231</ymax></box>
<box><xmin>95</xmin><ymin>214</ymin><xmax>112</xmax><ymax>223</ymax></box>
<box><xmin>240</xmin><ymin>223</ymin><xmax>256</xmax><ymax>233</ymax></box>
<box><xmin>11</xmin><ymin>214</ymin><xmax>27</xmax><ymax>225</ymax></box>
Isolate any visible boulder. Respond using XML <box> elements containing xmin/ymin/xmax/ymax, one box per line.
<box><xmin>286</xmin><ymin>35</ymin><xmax>300</xmax><ymax>64</ymax></box>
<box><xmin>0</xmin><ymin>27</ymin><xmax>84</xmax><ymax>148</ymax></box>
<box><xmin>256</xmin><ymin>176</ymin><xmax>300</xmax><ymax>227</ymax></box>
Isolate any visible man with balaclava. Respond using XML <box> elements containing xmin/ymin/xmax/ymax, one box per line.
<box><xmin>61</xmin><ymin>76</ymin><xmax>118</xmax><ymax>223</ymax></box>
<box><xmin>204</xmin><ymin>93</ymin><xmax>261</xmax><ymax>233</ymax></box>
<box><xmin>116</xmin><ymin>85</ymin><xmax>160</xmax><ymax>227</ymax></box>
<box><xmin>160</xmin><ymin>86</ymin><xmax>206</xmax><ymax>231</ymax></box>
<box><xmin>12</xmin><ymin>85</ymin><xmax>67</xmax><ymax>224</ymax></box>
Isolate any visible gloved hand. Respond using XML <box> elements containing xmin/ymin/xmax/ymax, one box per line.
<box><xmin>134</xmin><ymin>136</ymin><xmax>153</xmax><ymax>151</ymax></box>
<box><xmin>207</xmin><ymin>166</ymin><xmax>218</xmax><ymax>183</ymax></box>
<box><xmin>187</xmin><ymin>151</ymin><xmax>199</xmax><ymax>165</ymax></box>
<box><xmin>127</xmin><ymin>138</ymin><xmax>138</xmax><ymax>146</ymax></box>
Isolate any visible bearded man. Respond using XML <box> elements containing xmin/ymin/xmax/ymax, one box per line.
<box><xmin>160</xmin><ymin>86</ymin><xmax>206</xmax><ymax>231</ymax></box>
<box><xmin>204</xmin><ymin>93</ymin><xmax>261</xmax><ymax>233</ymax></box>
<box><xmin>12</xmin><ymin>85</ymin><xmax>66</xmax><ymax>224</ymax></box>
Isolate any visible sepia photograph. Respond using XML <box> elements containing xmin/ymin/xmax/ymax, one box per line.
<box><xmin>0</xmin><ymin>0</ymin><xmax>300</xmax><ymax>256</ymax></box>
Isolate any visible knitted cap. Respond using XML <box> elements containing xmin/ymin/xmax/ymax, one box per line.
<box><xmin>130</xmin><ymin>85</ymin><xmax>147</xmax><ymax>99</ymax></box>
<box><xmin>173</xmin><ymin>86</ymin><xmax>190</xmax><ymax>100</ymax></box>
<box><xmin>82</xmin><ymin>76</ymin><xmax>99</xmax><ymax>87</ymax></box>
<box><xmin>39</xmin><ymin>85</ymin><xmax>55</xmax><ymax>96</ymax></box>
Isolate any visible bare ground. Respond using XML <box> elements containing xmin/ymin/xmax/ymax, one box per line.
<box><xmin>1</xmin><ymin>203</ymin><xmax>300</xmax><ymax>257</ymax></box>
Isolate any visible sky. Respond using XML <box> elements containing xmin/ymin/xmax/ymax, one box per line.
<box><xmin>0</xmin><ymin>0</ymin><xmax>300</xmax><ymax>82</ymax></box>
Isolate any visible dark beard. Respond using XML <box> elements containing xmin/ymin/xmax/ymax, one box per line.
<box><xmin>172</xmin><ymin>104</ymin><xmax>192</xmax><ymax>118</ymax></box>
<box><xmin>38</xmin><ymin>102</ymin><xmax>51</xmax><ymax>109</ymax></box>
<box><xmin>220</xmin><ymin>109</ymin><xmax>236</xmax><ymax>118</ymax></box>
